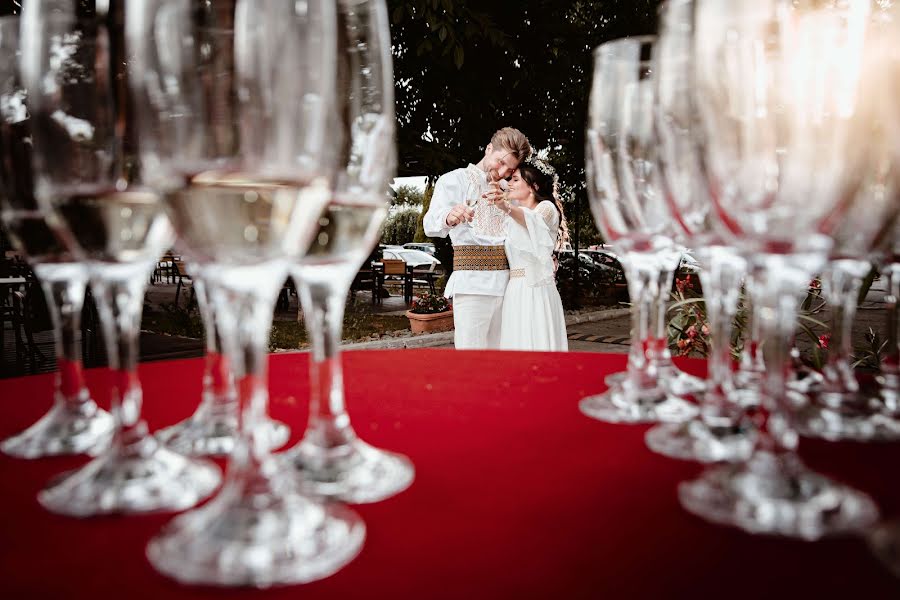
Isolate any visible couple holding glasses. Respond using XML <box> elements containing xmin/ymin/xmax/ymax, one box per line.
<box><xmin>424</xmin><ymin>127</ymin><xmax>569</xmax><ymax>352</ymax></box>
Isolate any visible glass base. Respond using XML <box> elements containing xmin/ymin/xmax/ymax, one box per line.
<box><xmin>580</xmin><ymin>382</ymin><xmax>698</xmax><ymax>424</ymax></box>
<box><xmin>1</xmin><ymin>398</ymin><xmax>114</xmax><ymax>459</ymax></box>
<box><xmin>157</xmin><ymin>413</ymin><xmax>290</xmax><ymax>457</ymax></box>
<box><xmin>147</xmin><ymin>468</ymin><xmax>365</xmax><ymax>587</ymax></box>
<box><xmin>793</xmin><ymin>395</ymin><xmax>900</xmax><ymax>442</ymax></box>
<box><xmin>733</xmin><ymin>368</ymin><xmax>764</xmax><ymax>408</ymax></box>
<box><xmin>645</xmin><ymin>419</ymin><xmax>755</xmax><ymax>463</ymax></box>
<box><xmin>605</xmin><ymin>366</ymin><xmax>705</xmax><ymax>398</ymax></box>
<box><xmin>39</xmin><ymin>434</ymin><xmax>221</xmax><ymax>517</ymax></box>
<box><xmin>284</xmin><ymin>438</ymin><xmax>415</xmax><ymax>504</ymax></box>
<box><xmin>869</xmin><ymin>521</ymin><xmax>900</xmax><ymax>579</ymax></box>
<box><xmin>678</xmin><ymin>453</ymin><xmax>879</xmax><ymax>540</ymax></box>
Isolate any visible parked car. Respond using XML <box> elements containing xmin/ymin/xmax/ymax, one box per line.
<box><xmin>578</xmin><ymin>250</ymin><xmax>627</xmax><ymax>284</ymax></box>
<box><xmin>382</xmin><ymin>248</ymin><xmax>442</xmax><ymax>272</ymax></box>
<box><xmin>403</xmin><ymin>242</ymin><xmax>436</xmax><ymax>256</ymax></box>
<box><xmin>555</xmin><ymin>250</ymin><xmax>623</xmax><ymax>284</ymax></box>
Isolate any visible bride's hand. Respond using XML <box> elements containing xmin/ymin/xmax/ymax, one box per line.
<box><xmin>482</xmin><ymin>185</ymin><xmax>507</xmax><ymax>206</ymax></box>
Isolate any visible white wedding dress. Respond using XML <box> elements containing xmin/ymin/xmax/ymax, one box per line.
<box><xmin>499</xmin><ymin>201</ymin><xmax>568</xmax><ymax>351</ymax></box>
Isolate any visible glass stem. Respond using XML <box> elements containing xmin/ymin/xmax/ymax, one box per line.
<box><xmin>92</xmin><ymin>273</ymin><xmax>149</xmax><ymax>447</ymax></box>
<box><xmin>652</xmin><ymin>256</ymin><xmax>679</xmax><ymax>368</ymax></box>
<box><xmin>881</xmin><ymin>262</ymin><xmax>900</xmax><ymax>414</ymax></box>
<box><xmin>298</xmin><ymin>276</ymin><xmax>357</xmax><ymax>450</ymax></box>
<box><xmin>194</xmin><ymin>276</ymin><xmax>237</xmax><ymax>413</ymax></box>
<box><xmin>34</xmin><ymin>265</ymin><xmax>90</xmax><ymax>406</ymax></box>
<box><xmin>623</xmin><ymin>252</ymin><xmax>663</xmax><ymax>391</ymax></box>
<box><xmin>741</xmin><ymin>272</ymin><xmax>766</xmax><ymax>375</ymax></box>
<box><xmin>754</xmin><ymin>258</ymin><xmax>809</xmax><ymax>456</ymax></box>
<box><xmin>697</xmin><ymin>248</ymin><xmax>745</xmax><ymax>425</ymax></box>
<box><xmin>820</xmin><ymin>260</ymin><xmax>867</xmax><ymax>394</ymax></box>
<box><xmin>210</xmin><ymin>277</ymin><xmax>281</xmax><ymax>472</ymax></box>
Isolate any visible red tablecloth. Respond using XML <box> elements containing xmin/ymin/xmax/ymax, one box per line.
<box><xmin>1</xmin><ymin>350</ymin><xmax>898</xmax><ymax>599</ymax></box>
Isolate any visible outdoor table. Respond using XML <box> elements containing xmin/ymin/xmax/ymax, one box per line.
<box><xmin>1</xmin><ymin>350</ymin><xmax>898</xmax><ymax>598</ymax></box>
<box><xmin>0</xmin><ymin>275</ymin><xmax>27</xmax><ymax>287</ymax></box>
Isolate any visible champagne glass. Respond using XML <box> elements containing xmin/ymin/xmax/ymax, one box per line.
<box><xmin>679</xmin><ymin>0</ymin><xmax>883</xmax><ymax>538</ymax></box>
<box><xmin>582</xmin><ymin>36</ymin><xmax>699</xmax><ymax>424</ymax></box>
<box><xmin>130</xmin><ymin>0</ymin><xmax>364</xmax><ymax>585</ymax></box>
<box><xmin>464</xmin><ymin>179</ymin><xmax>480</xmax><ymax>231</ymax></box>
<box><xmin>20</xmin><ymin>0</ymin><xmax>220</xmax><ymax>516</ymax></box>
<box><xmin>283</xmin><ymin>0</ymin><xmax>414</xmax><ymax>504</ymax></box>
<box><xmin>644</xmin><ymin>0</ymin><xmax>755</xmax><ymax>464</ymax></box>
<box><xmin>0</xmin><ymin>14</ymin><xmax>114</xmax><ymax>458</ymax></box>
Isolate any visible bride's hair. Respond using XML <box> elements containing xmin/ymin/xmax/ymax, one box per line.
<box><xmin>517</xmin><ymin>163</ymin><xmax>570</xmax><ymax>250</ymax></box>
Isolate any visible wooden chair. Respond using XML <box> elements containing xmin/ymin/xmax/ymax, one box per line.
<box><xmin>375</xmin><ymin>258</ymin><xmax>409</xmax><ymax>304</ymax></box>
<box><xmin>409</xmin><ymin>268</ymin><xmax>437</xmax><ymax>298</ymax></box>
<box><xmin>173</xmin><ymin>259</ymin><xmax>194</xmax><ymax>307</ymax></box>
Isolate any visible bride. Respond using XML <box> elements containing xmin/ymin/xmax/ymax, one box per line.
<box><xmin>486</xmin><ymin>157</ymin><xmax>569</xmax><ymax>351</ymax></box>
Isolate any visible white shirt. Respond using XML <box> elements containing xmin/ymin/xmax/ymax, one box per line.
<box><xmin>423</xmin><ymin>165</ymin><xmax>509</xmax><ymax>298</ymax></box>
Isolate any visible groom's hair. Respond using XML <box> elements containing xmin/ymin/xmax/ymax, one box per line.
<box><xmin>490</xmin><ymin>127</ymin><xmax>532</xmax><ymax>162</ymax></box>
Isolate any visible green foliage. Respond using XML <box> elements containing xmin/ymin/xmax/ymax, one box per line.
<box><xmin>389</xmin><ymin>0</ymin><xmax>661</xmax><ymax>188</ymax></box>
<box><xmin>413</xmin><ymin>183</ymin><xmax>434</xmax><ymax>243</ymax></box>
<box><xmin>381</xmin><ymin>207</ymin><xmax>420</xmax><ymax>245</ymax></box>
<box><xmin>391</xmin><ymin>184</ymin><xmax>424</xmax><ymax>208</ymax></box>
<box><xmin>412</xmin><ymin>183</ymin><xmax>454</xmax><ymax>283</ymax></box>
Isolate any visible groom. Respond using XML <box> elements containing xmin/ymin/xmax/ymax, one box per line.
<box><xmin>423</xmin><ymin>127</ymin><xmax>532</xmax><ymax>349</ymax></box>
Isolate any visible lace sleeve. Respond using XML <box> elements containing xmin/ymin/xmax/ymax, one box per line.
<box><xmin>535</xmin><ymin>201</ymin><xmax>559</xmax><ymax>232</ymax></box>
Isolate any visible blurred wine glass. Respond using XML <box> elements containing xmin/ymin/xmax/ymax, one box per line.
<box><xmin>644</xmin><ymin>0</ymin><xmax>756</xmax><ymax>464</ymax></box>
<box><xmin>0</xmin><ymin>14</ymin><xmax>114</xmax><ymax>458</ymax></box>
<box><xmin>130</xmin><ymin>0</ymin><xmax>365</xmax><ymax>586</ymax></box>
<box><xmin>789</xmin><ymin>3</ymin><xmax>900</xmax><ymax>442</ymax></box>
<box><xmin>582</xmin><ymin>35</ymin><xmax>699</xmax><ymax>424</ymax></box>
<box><xmin>282</xmin><ymin>0</ymin><xmax>415</xmax><ymax>504</ymax></box>
<box><xmin>20</xmin><ymin>0</ymin><xmax>220</xmax><ymax>516</ymax></box>
<box><xmin>679</xmin><ymin>0</ymin><xmax>884</xmax><ymax>539</ymax></box>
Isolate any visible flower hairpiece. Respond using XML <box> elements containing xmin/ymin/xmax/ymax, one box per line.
<box><xmin>525</xmin><ymin>155</ymin><xmax>555</xmax><ymax>178</ymax></box>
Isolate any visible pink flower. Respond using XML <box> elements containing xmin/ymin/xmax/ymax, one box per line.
<box><xmin>686</xmin><ymin>324</ymin><xmax>698</xmax><ymax>339</ymax></box>
<box><xmin>818</xmin><ymin>334</ymin><xmax>830</xmax><ymax>349</ymax></box>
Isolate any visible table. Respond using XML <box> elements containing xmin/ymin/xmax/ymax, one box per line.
<box><xmin>1</xmin><ymin>350</ymin><xmax>898</xmax><ymax>599</ymax></box>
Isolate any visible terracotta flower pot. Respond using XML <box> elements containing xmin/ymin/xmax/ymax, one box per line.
<box><xmin>406</xmin><ymin>309</ymin><xmax>454</xmax><ymax>334</ymax></box>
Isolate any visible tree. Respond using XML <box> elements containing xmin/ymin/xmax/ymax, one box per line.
<box><xmin>390</xmin><ymin>184</ymin><xmax>424</xmax><ymax>208</ymax></box>
<box><xmin>381</xmin><ymin>207</ymin><xmax>420</xmax><ymax>245</ymax></box>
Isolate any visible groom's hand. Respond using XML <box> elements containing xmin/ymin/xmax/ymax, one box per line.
<box><xmin>446</xmin><ymin>204</ymin><xmax>474</xmax><ymax>227</ymax></box>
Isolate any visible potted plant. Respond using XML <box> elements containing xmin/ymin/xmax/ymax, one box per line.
<box><xmin>406</xmin><ymin>293</ymin><xmax>454</xmax><ymax>334</ymax></box>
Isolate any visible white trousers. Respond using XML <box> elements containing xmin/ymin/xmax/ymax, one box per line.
<box><xmin>452</xmin><ymin>294</ymin><xmax>504</xmax><ymax>350</ymax></box>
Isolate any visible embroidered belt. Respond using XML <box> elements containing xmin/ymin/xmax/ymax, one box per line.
<box><xmin>453</xmin><ymin>245</ymin><xmax>509</xmax><ymax>271</ymax></box>
<box><xmin>509</xmin><ymin>268</ymin><xmax>525</xmax><ymax>278</ymax></box>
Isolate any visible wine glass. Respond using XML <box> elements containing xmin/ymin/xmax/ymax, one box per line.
<box><xmin>679</xmin><ymin>0</ymin><xmax>883</xmax><ymax>539</ymax></box>
<box><xmin>130</xmin><ymin>0</ymin><xmax>364</xmax><ymax>586</ymax></box>
<box><xmin>0</xmin><ymin>14</ymin><xmax>114</xmax><ymax>458</ymax></box>
<box><xmin>790</xmin><ymin>6</ymin><xmax>900</xmax><ymax>442</ymax></box>
<box><xmin>20</xmin><ymin>0</ymin><xmax>221</xmax><ymax>516</ymax></box>
<box><xmin>282</xmin><ymin>0</ymin><xmax>415</xmax><ymax>504</ymax></box>
<box><xmin>582</xmin><ymin>35</ymin><xmax>699</xmax><ymax>424</ymax></box>
<box><xmin>644</xmin><ymin>0</ymin><xmax>755</xmax><ymax>464</ymax></box>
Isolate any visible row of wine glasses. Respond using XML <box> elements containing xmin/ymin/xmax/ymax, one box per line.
<box><xmin>1</xmin><ymin>0</ymin><xmax>411</xmax><ymax>588</ymax></box>
<box><xmin>585</xmin><ymin>0</ymin><xmax>899</xmax><ymax>543</ymax></box>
